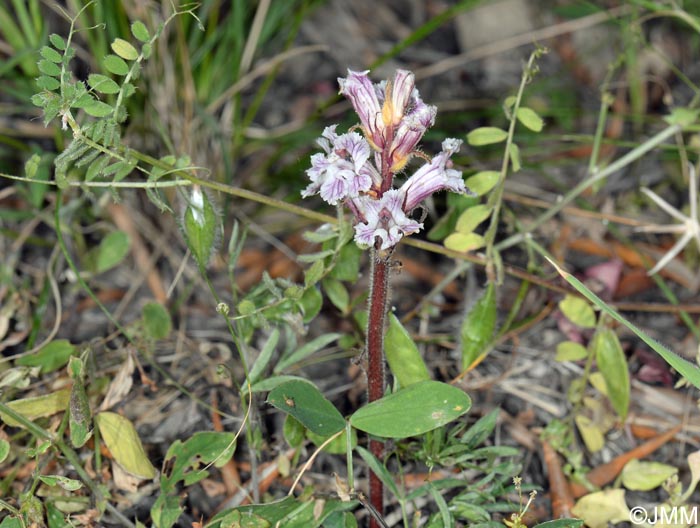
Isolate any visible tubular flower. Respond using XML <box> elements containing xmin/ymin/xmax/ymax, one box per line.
<box><xmin>304</xmin><ymin>69</ymin><xmax>471</xmax><ymax>251</ymax></box>
<box><xmin>400</xmin><ymin>138</ymin><xmax>467</xmax><ymax>211</ymax></box>
<box><xmin>353</xmin><ymin>190</ymin><xmax>423</xmax><ymax>251</ymax></box>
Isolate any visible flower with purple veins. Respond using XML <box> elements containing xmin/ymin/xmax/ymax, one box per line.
<box><xmin>400</xmin><ymin>138</ymin><xmax>468</xmax><ymax>211</ymax></box>
<box><xmin>302</xmin><ymin>125</ymin><xmax>376</xmax><ymax>205</ymax></box>
<box><xmin>353</xmin><ymin>190</ymin><xmax>423</xmax><ymax>251</ymax></box>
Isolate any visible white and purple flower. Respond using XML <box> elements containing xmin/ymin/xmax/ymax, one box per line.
<box><xmin>304</xmin><ymin>69</ymin><xmax>471</xmax><ymax>251</ymax></box>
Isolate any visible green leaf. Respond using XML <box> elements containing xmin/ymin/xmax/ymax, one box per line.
<box><xmin>574</xmin><ymin>413</ymin><xmax>605</xmax><ymax>453</ymax></box>
<box><xmin>49</xmin><ymin>33</ymin><xmax>66</xmax><ymax>50</ymax></box>
<box><xmin>268</xmin><ymin>380</ymin><xmax>345</xmax><ymax>437</ymax></box>
<box><xmin>17</xmin><ymin>339</ymin><xmax>76</xmax><ymax>374</ymax></box>
<box><xmin>328</xmin><ymin>242</ymin><xmax>361</xmax><ymax>281</ymax></box>
<box><xmin>545</xmin><ymin>260</ymin><xmax>700</xmax><ymax>391</ymax></box>
<box><xmin>0</xmin><ymin>439</ymin><xmax>10</xmax><ymax>463</ymax></box>
<box><xmin>467</xmin><ymin>127</ymin><xmax>508</xmax><ymax>146</ymax></box>
<box><xmin>621</xmin><ymin>459</ymin><xmax>677</xmax><ymax>491</ymax></box>
<box><xmin>0</xmin><ymin>388</ymin><xmax>71</xmax><ymax>427</ymax></box>
<box><xmin>307</xmin><ymin>427</ymin><xmax>357</xmax><ymax>454</ymax></box>
<box><xmin>461</xmin><ymin>283</ymin><xmax>496</xmax><ymax>369</ymax></box>
<box><xmin>36</xmin><ymin>75</ymin><xmax>60</xmax><ymax>91</ymax></box>
<box><xmin>559</xmin><ymin>294</ymin><xmax>596</xmax><ymax>328</ymax></box>
<box><xmin>555</xmin><ymin>341</ymin><xmax>589</xmax><ymax>362</ymax></box>
<box><xmin>304</xmin><ymin>259</ymin><xmax>324</xmax><ymax>287</ymax></box>
<box><xmin>103</xmin><ymin>54</ymin><xmax>129</xmax><ymax>76</ymax></box>
<box><xmin>275</xmin><ymin>333</ymin><xmax>340</xmax><ymax>373</ymax></box>
<box><xmin>283</xmin><ymin>415</ymin><xmax>305</xmax><ymax>448</ymax></box>
<box><xmin>183</xmin><ymin>188</ymin><xmax>218</xmax><ymax>270</ymax></box>
<box><xmin>299</xmin><ymin>286</ymin><xmax>322</xmax><ymax>323</ymax></box>
<box><xmin>249</xmin><ymin>329</ymin><xmax>279</xmax><ymax>384</ymax></box>
<box><xmin>40</xmin><ymin>45</ymin><xmax>62</xmax><ymax>63</ymax></box>
<box><xmin>37</xmin><ymin>59</ymin><xmax>61</xmax><ymax>77</ymax></box>
<box><xmin>385</xmin><ymin>313</ymin><xmax>430</xmax><ymax>388</ymax></box>
<box><xmin>508</xmin><ymin>142</ymin><xmax>521</xmax><ymax>172</ymax></box>
<box><xmin>322</xmin><ymin>277</ymin><xmax>350</xmax><ymax>313</ymax></box>
<box><xmin>152</xmin><ymin>431</ymin><xmax>236</xmax><ymax>528</ymax></box>
<box><xmin>593</xmin><ymin>328</ymin><xmax>630</xmax><ymax>420</ymax></box>
<box><xmin>517</xmin><ymin>106</ymin><xmax>544</xmax><ymax>132</ymax></box>
<box><xmin>82</xmin><ymin>100</ymin><xmax>114</xmax><ymax>117</ymax></box>
<box><xmin>68</xmin><ymin>357</ymin><xmax>92</xmax><ymax>448</ymax></box>
<box><xmin>95</xmin><ymin>412</ymin><xmax>156</xmax><ymax>478</ymax></box>
<box><xmin>131</xmin><ymin>21</ymin><xmax>150</xmax><ymax>42</ymax></box>
<box><xmin>111</xmin><ymin>38</ymin><xmax>139</xmax><ymax>60</ymax></box>
<box><xmin>454</xmin><ymin>204</ymin><xmax>491</xmax><ymax>233</ymax></box>
<box><xmin>39</xmin><ymin>474</ymin><xmax>83</xmax><ymax>491</ymax></box>
<box><xmin>96</xmin><ymin>231</ymin><xmax>130</xmax><ymax>272</ymax></box>
<box><xmin>460</xmin><ymin>407</ymin><xmax>499</xmax><ymax>449</ymax></box>
<box><xmin>355</xmin><ymin>446</ymin><xmax>401</xmax><ymax>498</ymax></box>
<box><xmin>142</xmin><ymin>302</ymin><xmax>172</xmax><ymax>340</ymax></box>
<box><xmin>24</xmin><ymin>153</ymin><xmax>40</xmax><ymax>180</ymax></box>
<box><xmin>444</xmin><ymin>232</ymin><xmax>485</xmax><ymax>252</ymax></box>
<box><xmin>464</xmin><ymin>170</ymin><xmax>499</xmax><ymax>196</ymax></box>
<box><xmin>350</xmin><ymin>380</ymin><xmax>471</xmax><ymax>438</ymax></box>
<box><xmin>664</xmin><ymin>107</ymin><xmax>699</xmax><ymax>128</ymax></box>
<box><xmin>88</xmin><ymin>73</ymin><xmax>120</xmax><ymax>94</ymax></box>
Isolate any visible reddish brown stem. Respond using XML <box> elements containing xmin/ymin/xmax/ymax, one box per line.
<box><xmin>367</xmin><ymin>251</ymin><xmax>388</xmax><ymax>528</ymax></box>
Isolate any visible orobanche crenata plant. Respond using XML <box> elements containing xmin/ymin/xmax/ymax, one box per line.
<box><xmin>300</xmin><ymin>68</ymin><xmax>473</xmax><ymax>525</ymax></box>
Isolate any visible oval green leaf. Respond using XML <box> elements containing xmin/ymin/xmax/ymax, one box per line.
<box><xmin>111</xmin><ymin>38</ymin><xmax>139</xmax><ymax>61</ymax></box>
<box><xmin>142</xmin><ymin>302</ymin><xmax>172</xmax><ymax>340</ymax></box>
<box><xmin>444</xmin><ymin>232</ymin><xmax>485</xmax><ymax>252</ymax></box>
<box><xmin>96</xmin><ymin>231</ymin><xmax>130</xmax><ymax>272</ymax></box>
<box><xmin>517</xmin><ymin>106</ymin><xmax>544</xmax><ymax>132</ymax></box>
<box><xmin>131</xmin><ymin>21</ymin><xmax>150</xmax><ymax>43</ymax></box>
<box><xmin>350</xmin><ymin>380</ymin><xmax>471</xmax><ymax>438</ymax></box>
<box><xmin>0</xmin><ymin>439</ymin><xmax>9</xmax><ymax>463</ymax></box>
<box><xmin>385</xmin><ymin>313</ymin><xmax>430</xmax><ymax>388</ymax></box>
<box><xmin>40</xmin><ymin>46</ymin><xmax>63</xmax><ymax>63</ymax></box>
<box><xmin>268</xmin><ymin>380</ymin><xmax>345</xmax><ymax>437</ymax></box>
<box><xmin>455</xmin><ymin>204</ymin><xmax>492</xmax><ymax>234</ymax></box>
<box><xmin>103</xmin><ymin>54</ymin><xmax>129</xmax><ymax>76</ymax></box>
<box><xmin>36</xmin><ymin>75</ymin><xmax>60</xmax><ymax>91</ymax></box>
<box><xmin>621</xmin><ymin>459</ymin><xmax>677</xmax><ymax>491</ymax></box>
<box><xmin>38</xmin><ymin>59</ymin><xmax>61</xmax><ymax>77</ymax></box>
<box><xmin>17</xmin><ymin>339</ymin><xmax>76</xmax><ymax>374</ymax></box>
<box><xmin>88</xmin><ymin>73</ymin><xmax>120</xmax><ymax>94</ymax></box>
<box><xmin>49</xmin><ymin>33</ymin><xmax>66</xmax><ymax>50</ymax></box>
<box><xmin>464</xmin><ymin>170</ymin><xmax>499</xmax><ymax>196</ymax></box>
<box><xmin>559</xmin><ymin>295</ymin><xmax>596</xmax><ymax>328</ymax></box>
<box><xmin>83</xmin><ymin>100</ymin><xmax>114</xmax><ymax>118</ymax></box>
<box><xmin>593</xmin><ymin>328</ymin><xmax>630</xmax><ymax>420</ymax></box>
<box><xmin>555</xmin><ymin>341</ymin><xmax>588</xmax><ymax>362</ymax></box>
<box><xmin>467</xmin><ymin>127</ymin><xmax>508</xmax><ymax>146</ymax></box>
<box><xmin>95</xmin><ymin>411</ymin><xmax>156</xmax><ymax>479</ymax></box>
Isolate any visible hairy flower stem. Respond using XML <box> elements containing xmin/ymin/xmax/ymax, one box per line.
<box><xmin>367</xmin><ymin>249</ymin><xmax>389</xmax><ymax>527</ymax></box>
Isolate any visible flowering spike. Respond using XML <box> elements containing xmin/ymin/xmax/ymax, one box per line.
<box><xmin>305</xmin><ymin>69</ymin><xmax>471</xmax><ymax>251</ymax></box>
